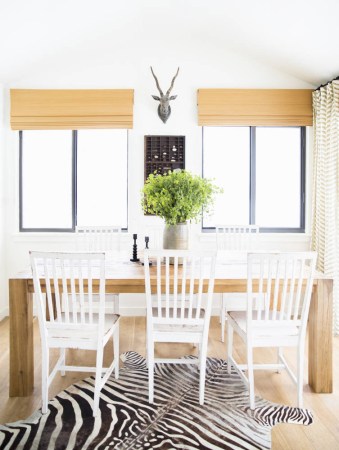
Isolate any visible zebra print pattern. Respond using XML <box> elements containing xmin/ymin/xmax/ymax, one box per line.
<box><xmin>0</xmin><ymin>352</ymin><xmax>313</xmax><ymax>450</ymax></box>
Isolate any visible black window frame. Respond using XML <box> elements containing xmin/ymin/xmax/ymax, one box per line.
<box><xmin>19</xmin><ymin>129</ymin><xmax>129</xmax><ymax>232</ymax></box>
<box><xmin>202</xmin><ymin>126</ymin><xmax>306</xmax><ymax>233</ymax></box>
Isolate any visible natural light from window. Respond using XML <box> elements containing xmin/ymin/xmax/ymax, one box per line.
<box><xmin>203</xmin><ymin>127</ymin><xmax>250</xmax><ymax>227</ymax></box>
<box><xmin>256</xmin><ymin>127</ymin><xmax>301</xmax><ymax>228</ymax></box>
<box><xmin>76</xmin><ymin>129</ymin><xmax>128</xmax><ymax>228</ymax></box>
<box><xmin>21</xmin><ymin>130</ymin><xmax>73</xmax><ymax>229</ymax></box>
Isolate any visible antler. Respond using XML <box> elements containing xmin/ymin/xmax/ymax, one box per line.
<box><xmin>150</xmin><ymin>66</ymin><xmax>163</xmax><ymax>96</ymax></box>
<box><xmin>166</xmin><ymin>67</ymin><xmax>180</xmax><ymax>95</ymax></box>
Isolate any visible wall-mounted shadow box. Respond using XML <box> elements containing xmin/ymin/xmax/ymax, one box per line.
<box><xmin>144</xmin><ymin>135</ymin><xmax>185</xmax><ymax>181</ymax></box>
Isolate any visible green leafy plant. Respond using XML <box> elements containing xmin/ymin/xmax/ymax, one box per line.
<box><xmin>141</xmin><ymin>170</ymin><xmax>223</xmax><ymax>226</ymax></box>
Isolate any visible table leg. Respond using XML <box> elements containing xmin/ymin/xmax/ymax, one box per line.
<box><xmin>308</xmin><ymin>279</ymin><xmax>333</xmax><ymax>393</ymax></box>
<box><xmin>9</xmin><ymin>279</ymin><xmax>34</xmax><ymax>396</ymax></box>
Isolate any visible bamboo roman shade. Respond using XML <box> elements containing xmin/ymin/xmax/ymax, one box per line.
<box><xmin>10</xmin><ymin>89</ymin><xmax>134</xmax><ymax>130</ymax></box>
<box><xmin>197</xmin><ymin>89</ymin><xmax>313</xmax><ymax>126</ymax></box>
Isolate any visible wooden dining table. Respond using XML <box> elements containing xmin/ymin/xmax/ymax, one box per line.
<box><xmin>8</xmin><ymin>255</ymin><xmax>333</xmax><ymax>397</ymax></box>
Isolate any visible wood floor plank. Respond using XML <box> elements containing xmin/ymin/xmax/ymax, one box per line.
<box><xmin>0</xmin><ymin>316</ymin><xmax>338</xmax><ymax>450</ymax></box>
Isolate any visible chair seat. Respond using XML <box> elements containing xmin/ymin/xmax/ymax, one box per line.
<box><xmin>46</xmin><ymin>313</ymin><xmax>120</xmax><ymax>347</ymax></box>
<box><xmin>152</xmin><ymin>308</ymin><xmax>205</xmax><ymax>333</ymax></box>
<box><xmin>228</xmin><ymin>311</ymin><xmax>300</xmax><ymax>337</ymax></box>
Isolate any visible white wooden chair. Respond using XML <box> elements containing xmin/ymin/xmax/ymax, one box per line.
<box><xmin>76</xmin><ymin>225</ymin><xmax>121</xmax><ymax>253</ymax></box>
<box><xmin>216</xmin><ymin>224</ymin><xmax>259</xmax><ymax>342</ymax></box>
<box><xmin>227</xmin><ymin>251</ymin><xmax>317</xmax><ymax>409</ymax></box>
<box><xmin>143</xmin><ymin>249</ymin><xmax>217</xmax><ymax>405</ymax></box>
<box><xmin>76</xmin><ymin>226</ymin><xmax>121</xmax><ymax>313</ymax></box>
<box><xmin>142</xmin><ymin>224</ymin><xmax>164</xmax><ymax>250</ymax></box>
<box><xmin>30</xmin><ymin>251</ymin><xmax>120</xmax><ymax>417</ymax></box>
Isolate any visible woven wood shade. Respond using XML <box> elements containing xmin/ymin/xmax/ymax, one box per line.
<box><xmin>197</xmin><ymin>89</ymin><xmax>313</xmax><ymax>126</ymax></box>
<box><xmin>10</xmin><ymin>89</ymin><xmax>134</xmax><ymax>130</ymax></box>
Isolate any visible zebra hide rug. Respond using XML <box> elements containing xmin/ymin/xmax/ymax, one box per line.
<box><xmin>0</xmin><ymin>352</ymin><xmax>313</xmax><ymax>450</ymax></box>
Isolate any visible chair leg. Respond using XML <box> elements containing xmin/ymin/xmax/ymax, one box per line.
<box><xmin>114</xmin><ymin>295</ymin><xmax>120</xmax><ymax>314</ymax></box>
<box><xmin>219</xmin><ymin>295</ymin><xmax>223</xmax><ymax>324</ymax></box>
<box><xmin>41</xmin><ymin>346</ymin><xmax>49</xmax><ymax>414</ymax></box>
<box><xmin>277</xmin><ymin>347</ymin><xmax>283</xmax><ymax>373</ymax></box>
<box><xmin>297</xmin><ymin>345</ymin><xmax>304</xmax><ymax>408</ymax></box>
<box><xmin>227</xmin><ymin>322</ymin><xmax>233</xmax><ymax>374</ymax></box>
<box><xmin>221</xmin><ymin>299</ymin><xmax>226</xmax><ymax>343</ymax></box>
<box><xmin>93</xmin><ymin>346</ymin><xmax>104</xmax><ymax>417</ymax></box>
<box><xmin>199</xmin><ymin>338</ymin><xmax>208</xmax><ymax>405</ymax></box>
<box><xmin>113</xmin><ymin>322</ymin><xmax>120</xmax><ymax>379</ymax></box>
<box><xmin>60</xmin><ymin>348</ymin><xmax>66</xmax><ymax>376</ymax></box>
<box><xmin>148</xmin><ymin>339</ymin><xmax>154</xmax><ymax>404</ymax></box>
<box><xmin>247</xmin><ymin>344</ymin><xmax>255</xmax><ymax>410</ymax></box>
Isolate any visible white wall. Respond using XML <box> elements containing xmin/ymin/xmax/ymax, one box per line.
<box><xmin>0</xmin><ymin>47</ymin><xmax>314</xmax><ymax>317</ymax></box>
<box><xmin>0</xmin><ymin>86</ymin><xmax>7</xmax><ymax>319</ymax></box>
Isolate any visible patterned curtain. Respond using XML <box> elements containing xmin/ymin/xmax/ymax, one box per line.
<box><xmin>312</xmin><ymin>80</ymin><xmax>339</xmax><ymax>334</ymax></box>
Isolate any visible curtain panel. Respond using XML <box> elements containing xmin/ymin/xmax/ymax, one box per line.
<box><xmin>312</xmin><ymin>80</ymin><xmax>339</xmax><ymax>334</ymax></box>
<box><xmin>10</xmin><ymin>89</ymin><xmax>134</xmax><ymax>130</ymax></box>
<box><xmin>197</xmin><ymin>89</ymin><xmax>313</xmax><ymax>126</ymax></box>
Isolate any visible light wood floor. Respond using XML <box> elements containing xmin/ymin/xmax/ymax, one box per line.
<box><xmin>0</xmin><ymin>316</ymin><xmax>338</xmax><ymax>449</ymax></box>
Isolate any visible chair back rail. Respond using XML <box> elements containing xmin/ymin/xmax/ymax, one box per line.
<box><xmin>144</xmin><ymin>249</ymin><xmax>216</xmax><ymax>325</ymax></box>
<box><xmin>30</xmin><ymin>251</ymin><xmax>106</xmax><ymax>332</ymax></box>
<box><xmin>247</xmin><ymin>252</ymin><xmax>317</xmax><ymax>334</ymax></box>
<box><xmin>76</xmin><ymin>226</ymin><xmax>121</xmax><ymax>252</ymax></box>
<box><xmin>216</xmin><ymin>224</ymin><xmax>259</xmax><ymax>251</ymax></box>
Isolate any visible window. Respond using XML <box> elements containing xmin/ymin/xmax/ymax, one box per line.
<box><xmin>76</xmin><ymin>130</ymin><xmax>128</xmax><ymax>227</ymax></box>
<box><xmin>203</xmin><ymin>126</ymin><xmax>305</xmax><ymax>232</ymax></box>
<box><xmin>19</xmin><ymin>129</ymin><xmax>128</xmax><ymax>231</ymax></box>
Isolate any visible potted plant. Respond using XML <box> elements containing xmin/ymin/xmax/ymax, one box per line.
<box><xmin>141</xmin><ymin>170</ymin><xmax>222</xmax><ymax>250</ymax></box>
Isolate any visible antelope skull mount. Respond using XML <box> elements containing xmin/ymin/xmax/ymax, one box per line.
<box><xmin>150</xmin><ymin>67</ymin><xmax>179</xmax><ymax>123</ymax></box>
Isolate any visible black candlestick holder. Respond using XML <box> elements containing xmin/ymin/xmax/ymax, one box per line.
<box><xmin>130</xmin><ymin>233</ymin><xmax>140</xmax><ymax>262</ymax></box>
<box><xmin>142</xmin><ymin>236</ymin><xmax>152</xmax><ymax>266</ymax></box>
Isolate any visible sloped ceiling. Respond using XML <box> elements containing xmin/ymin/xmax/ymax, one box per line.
<box><xmin>0</xmin><ymin>0</ymin><xmax>338</xmax><ymax>87</ymax></box>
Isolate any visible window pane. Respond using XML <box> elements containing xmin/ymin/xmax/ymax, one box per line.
<box><xmin>255</xmin><ymin>127</ymin><xmax>301</xmax><ymax>228</ymax></box>
<box><xmin>203</xmin><ymin>127</ymin><xmax>250</xmax><ymax>227</ymax></box>
<box><xmin>77</xmin><ymin>130</ymin><xmax>128</xmax><ymax>228</ymax></box>
<box><xmin>21</xmin><ymin>130</ymin><xmax>73</xmax><ymax>229</ymax></box>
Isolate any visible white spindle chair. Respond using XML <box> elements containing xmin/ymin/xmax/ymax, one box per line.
<box><xmin>144</xmin><ymin>249</ymin><xmax>217</xmax><ymax>405</ymax></box>
<box><xmin>76</xmin><ymin>226</ymin><xmax>121</xmax><ymax>313</ymax></box>
<box><xmin>76</xmin><ymin>226</ymin><xmax>121</xmax><ymax>253</ymax></box>
<box><xmin>216</xmin><ymin>224</ymin><xmax>259</xmax><ymax>342</ymax></box>
<box><xmin>142</xmin><ymin>224</ymin><xmax>164</xmax><ymax>250</ymax></box>
<box><xmin>30</xmin><ymin>251</ymin><xmax>120</xmax><ymax>417</ymax></box>
<box><xmin>227</xmin><ymin>251</ymin><xmax>317</xmax><ymax>409</ymax></box>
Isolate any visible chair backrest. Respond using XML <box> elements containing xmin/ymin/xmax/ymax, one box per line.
<box><xmin>30</xmin><ymin>251</ymin><xmax>106</xmax><ymax>339</ymax></box>
<box><xmin>76</xmin><ymin>226</ymin><xmax>121</xmax><ymax>252</ymax></box>
<box><xmin>142</xmin><ymin>225</ymin><xmax>164</xmax><ymax>250</ymax></box>
<box><xmin>144</xmin><ymin>249</ymin><xmax>217</xmax><ymax>326</ymax></box>
<box><xmin>247</xmin><ymin>252</ymin><xmax>317</xmax><ymax>333</ymax></box>
<box><xmin>216</xmin><ymin>225</ymin><xmax>259</xmax><ymax>251</ymax></box>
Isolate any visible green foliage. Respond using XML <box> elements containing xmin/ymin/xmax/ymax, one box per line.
<box><xmin>141</xmin><ymin>170</ymin><xmax>223</xmax><ymax>226</ymax></box>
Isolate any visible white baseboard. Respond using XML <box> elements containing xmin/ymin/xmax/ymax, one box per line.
<box><xmin>119</xmin><ymin>307</ymin><xmax>221</xmax><ymax>317</ymax></box>
<box><xmin>0</xmin><ymin>307</ymin><xmax>9</xmax><ymax>321</ymax></box>
<box><xmin>0</xmin><ymin>306</ymin><xmax>221</xmax><ymax>320</ymax></box>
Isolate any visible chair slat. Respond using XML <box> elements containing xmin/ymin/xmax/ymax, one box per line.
<box><xmin>44</xmin><ymin>258</ymin><xmax>55</xmax><ymax>323</ymax></box>
<box><xmin>181</xmin><ymin>257</ymin><xmax>187</xmax><ymax>319</ymax></box>
<box><xmin>165</xmin><ymin>256</ymin><xmax>170</xmax><ymax>319</ymax></box>
<box><xmin>157</xmin><ymin>255</ymin><xmax>162</xmax><ymax>318</ymax></box>
<box><xmin>279</xmin><ymin>259</ymin><xmax>289</xmax><ymax>320</ymax></box>
<box><xmin>196</xmin><ymin>256</ymin><xmax>204</xmax><ymax>319</ymax></box>
<box><xmin>286</xmin><ymin>259</ymin><xmax>297</xmax><ymax>319</ymax></box>
<box><xmin>272</xmin><ymin>259</ymin><xmax>281</xmax><ymax>320</ymax></box>
<box><xmin>173</xmin><ymin>256</ymin><xmax>178</xmax><ymax>319</ymax></box>
<box><xmin>293</xmin><ymin>259</ymin><xmax>304</xmax><ymax>320</ymax></box>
